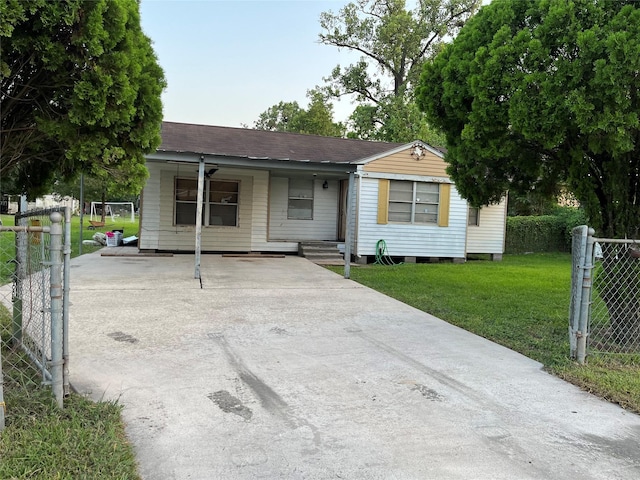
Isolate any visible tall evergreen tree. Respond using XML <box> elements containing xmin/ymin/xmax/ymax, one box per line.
<box><xmin>418</xmin><ymin>0</ymin><xmax>640</xmax><ymax>343</ymax></box>
<box><xmin>417</xmin><ymin>0</ymin><xmax>640</xmax><ymax>239</ymax></box>
<box><xmin>1</xmin><ymin>0</ymin><xmax>165</xmax><ymax>196</ymax></box>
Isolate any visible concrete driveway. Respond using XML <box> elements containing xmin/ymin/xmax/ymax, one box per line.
<box><xmin>69</xmin><ymin>251</ymin><xmax>640</xmax><ymax>479</ymax></box>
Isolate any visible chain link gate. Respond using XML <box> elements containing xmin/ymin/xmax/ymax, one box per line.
<box><xmin>0</xmin><ymin>207</ymin><xmax>70</xmax><ymax>430</ymax></box>
<box><xmin>570</xmin><ymin>226</ymin><xmax>640</xmax><ymax>364</ymax></box>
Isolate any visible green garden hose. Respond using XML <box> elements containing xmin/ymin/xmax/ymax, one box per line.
<box><xmin>374</xmin><ymin>239</ymin><xmax>400</xmax><ymax>266</ymax></box>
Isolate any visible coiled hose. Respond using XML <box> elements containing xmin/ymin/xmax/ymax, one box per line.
<box><xmin>374</xmin><ymin>239</ymin><xmax>400</xmax><ymax>266</ymax></box>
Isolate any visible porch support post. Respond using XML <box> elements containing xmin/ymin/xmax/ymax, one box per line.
<box><xmin>194</xmin><ymin>156</ymin><xmax>205</xmax><ymax>279</ymax></box>
<box><xmin>344</xmin><ymin>171</ymin><xmax>355</xmax><ymax>279</ymax></box>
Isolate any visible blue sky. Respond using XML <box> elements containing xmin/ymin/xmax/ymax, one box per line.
<box><xmin>139</xmin><ymin>0</ymin><xmax>357</xmax><ymax>128</ymax></box>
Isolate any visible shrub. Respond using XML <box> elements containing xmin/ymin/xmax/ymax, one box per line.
<box><xmin>506</xmin><ymin>207</ymin><xmax>588</xmax><ymax>253</ymax></box>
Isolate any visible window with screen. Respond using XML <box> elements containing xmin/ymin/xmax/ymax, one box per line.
<box><xmin>174</xmin><ymin>178</ymin><xmax>239</xmax><ymax>226</ymax></box>
<box><xmin>468</xmin><ymin>207</ymin><xmax>479</xmax><ymax>226</ymax></box>
<box><xmin>388</xmin><ymin>180</ymin><xmax>439</xmax><ymax>224</ymax></box>
<box><xmin>288</xmin><ymin>178</ymin><xmax>314</xmax><ymax>220</ymax></box>
<box><xmin>209</xmin><ymin>180</ymin><xmax>239</xmax><ymax>226</ymax></box>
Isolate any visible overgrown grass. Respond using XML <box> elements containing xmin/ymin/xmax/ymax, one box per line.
<box><xmin>1</xmin><ymin>317</ymin><xmax>141</xmax><ymax>479</ymax></box>
<box><xmin>330</xmin><ymin>253</ymin><xmax>640</xmax><ymax>413</ymax></box>
<box><xmin>0</xmin><ymin>391</ymin><xmax>141</xmax><ymax>479</ymax></box>
<box><xmin>0</xmin><ymin>215</ymin><xmax>141</xmax><ymax>479</ymax></box>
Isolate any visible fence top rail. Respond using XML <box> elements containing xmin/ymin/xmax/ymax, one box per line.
<box><xmin>592</xmin><ymin>237</ymin><xmax>640</xmax><ymax>245</ymax></box>
<box><xmin>0</xmin><ymin>225</ymin><xmax>51</xmax><ymax>233</ymax></box>
<box><xmin>15</xmin><ymin>206</ymin><xmax>67</xmax><ymax>220</ymax></box>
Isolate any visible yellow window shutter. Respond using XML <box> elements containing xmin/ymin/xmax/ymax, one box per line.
<box><xmin>438</xmin><ymin>183</ymin><xmax>451</xmax><ymax>227</ymax></box>
<box><xmin>377</xmin><ymin>179</ymin><xmax>389</xmax><ymax>224</ymax></box>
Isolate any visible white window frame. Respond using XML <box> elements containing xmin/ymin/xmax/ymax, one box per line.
<box><xmin>174</xmin><ymin>177</ymin><xmax>240</xmax><ymax>227</ymax></box>
<box><xmin>388</xmin><ymin>180</ymin><xmax>439</xmax><ymax>224</ymax></box>
<box><xmin>287</xmin><ymin>178</ymin><xmax>314</xmax><ymax>220</ymax></box>
<box><xmin>468</xmin><ymin>207</ymin><xmax>480</xmax><ymax>226</ymax></box>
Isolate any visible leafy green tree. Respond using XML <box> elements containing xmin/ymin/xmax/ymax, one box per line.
<box><xmin>417</xmin><ymin>0</ymin><xmax>640</xmax><ymax>343</ymax></box>
<box><xmin>319</xmin><ymin>0</ymin><xmax>480</xmax><ymax>142</ymax></box>
<box><xmin>255</xmin><ymin>89</ymin><xmax>345</xmax><ymax>137</ymax></box>
<box><xmin>348</xmin><ymin>97</ymin><xmax>446</xmax><ymax>145</ymax></box>
<box><xmin>417</xmin><ymin>0</ymin><xmax>640</xmax><ymax>239</ymax></box>
<box><xmin>254</xmin><ymin>101</ymin><xmax>305</xmax><ymax>133</ymax></box>
<box><xmin>0</xmin><ymin>0</ymin><xmax>165</xmax><ymax>197</ymax></box>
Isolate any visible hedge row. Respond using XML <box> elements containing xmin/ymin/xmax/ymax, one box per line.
<box><xmin>505</xmin><ymin>208</ymin><xmax>588</xmax><ymax>254</ymax></box>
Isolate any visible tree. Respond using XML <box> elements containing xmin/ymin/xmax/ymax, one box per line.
<box><xmin>417</xmin><ymin>0</ymin><xmax>640</xmax><ymax>344</ymax></box>
<box><xmin>347</xmin><ymin>96</ymin><xmax>446</xmax><ymax>145</ymax></box>
<box><xmin>1</xmin><ymin>0</ymin><xmax>165</xmax><ymax>197</ymax></box>
<box><xmin>319</xmin><ymin>0</ymin><xmax>480</xmax><ymax>142</ymax></box>
<box><xmin>254</xmin><ymin>101</ymin><xmax>305</xmax><ymax>133</ymax></box>
<box><xmin>255</xmin><ymin>89</ymin><xmax>345</xmax><ymax>137</ymax></box>
<box><xmin>54</xmin><ymin>171</ymin><xmax>141</xmax><ymax>219</ymax></box>
<box><xmin>417</xmin><ymin>0</ymin><xmax>640</xmax><ymax>239</ymax></box>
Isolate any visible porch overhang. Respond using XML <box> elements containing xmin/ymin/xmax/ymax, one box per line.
<box><xmin>146</xmin><ymin>151</ymin><xmax>357</xmax><ymax>279</ymax></box>
<box><xmin>146</xmin><ymin>151</ymin><xmax>358</xmax><ymax>177</ymax></box>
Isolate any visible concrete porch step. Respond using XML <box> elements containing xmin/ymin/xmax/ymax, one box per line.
<box><xmin>299</xmin><ymin>241</ymin><xmax>344</xmax><ymax>265</ymax></box>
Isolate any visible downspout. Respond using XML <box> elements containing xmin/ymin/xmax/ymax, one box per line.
<box><xmin>194</xmin><ymin>156</ymin><xmax>205</xmax><ymax>280</ymax></box>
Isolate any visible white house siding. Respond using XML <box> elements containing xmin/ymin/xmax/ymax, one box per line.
<box><xmin>139</xmin><ymin>162</ymin><xmax>162</xmax><ymax>250</ymax></box>
<box><xmin>466</xmin><ymin>200</ymin><xmax>507</xmax><ymax>255</ymax></box>
<box><xmin>249</xmin><ymin>170</ymin><xmax>269</xmax><ymax>250</ymax></box>
<box><xmin>141</xmin><ymin>163</ymin><xmax>262</xmax><ymax>252</ymax></box>
<box><xmin>268</xmin><ymin>176</ymin><xmax>339</xmax><ymax>241</ymax></box>
<box><xmin>346</xmin><ymin>176</ymin><xmax>360</xmax><ymax>255</ymax></box>
<box><xmin>356</xmin><ymin>177</ymin><xmax>467</xmax><ymax>258</ymax></box>
<box><xmin>249</xmin><ymin>172</ymin><xmax>298</xmax><ymax>252</ymax></box>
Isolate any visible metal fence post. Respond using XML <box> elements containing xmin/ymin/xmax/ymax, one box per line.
<box><xmin>0</xmin><ymin>347</ymin><xmax>5</xmax><ymax>431</ymax></box>
<box><xmin>576</xmin><ymin>227</ymin><xmax>596</xmax><ymax>364</ymax></box>
<box><xmin>569</xmin><ymin>226</ymin><xmax>587</xmax><ymax>358</ymax></box>
<box><xmin>49</xmin><ymin>211</ymin><xmax>64</xmax><ymax>408</ymax></box>
<box><xmin>62</xmin><ymin>207</ymin><xmax>71</xmax><ymax>396</ymax></box>
<box><xmin>12</xmin><ymin>208</ymin><xmax>28</xmax><ymax>345</ymax></box>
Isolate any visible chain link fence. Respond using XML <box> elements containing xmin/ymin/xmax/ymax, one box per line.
<box><xmin>591</xmin><ymin>240</ymin><xmax>640</xmax><ymax>359</ymax></box>
<box><xmin>570</xmin><ymin>226</ymin><xmax>640</xmax><ymax>364</ymax></box>
<box><xmin>0</xmin><ymin>207</ymin><xmax>70</xmax><ymax>430</ymax></box>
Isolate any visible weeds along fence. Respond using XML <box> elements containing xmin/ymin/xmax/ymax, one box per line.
<box><xmin>0</xmin><ymin>207</ymin><xmax>70</xmax><ymax>430</ymax></box>
<box><xmin>570</xmin><ymin>226</ymin><xmax>640</xmax><ymax>365</ymax></box>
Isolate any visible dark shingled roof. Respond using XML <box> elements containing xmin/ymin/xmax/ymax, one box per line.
<box><xmin>158</xmin><ymin>121</ymin><xmax>406</xmax><ymax>164</ymax></box>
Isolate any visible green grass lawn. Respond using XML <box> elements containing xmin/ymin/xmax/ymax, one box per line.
<box><xmin>0</xmin><ymin>213</ymin><xmax>139</xmax><ymax>283</ymax></box>
<box><xmin>1</xmin><ymin>213</ymin><xmax>141</xmax><ymax>479</ymax></box>
<box><xmin>330</xmin><ymin>253</ymin><xmax>640</xmax><ymax>413</ymax></box>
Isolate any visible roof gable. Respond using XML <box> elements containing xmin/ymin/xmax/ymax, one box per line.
<box><xmin>361</xmin><ymin>142</ymin><xmax>449</xmax><ymax>178</ymax></box>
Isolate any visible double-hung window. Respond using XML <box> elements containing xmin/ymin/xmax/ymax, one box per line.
<box><xmin>288</xmin><ymin>178</ymin><xmax>314</xmax><ymax>220</ymax></box>
<box><xmin>175</xmin><ymin>178</ymin><xmax>199</xmax><ymax>225</ymax></box>
<box><xmin>468</xmin><ymin>207</ymin><xmax>480</xmax><ymax>226</ymax></box>
<box><xmin>209</xmin><ymin>180</ymin><xmax>239</xmax><ymax>225</ymax></box>
<box><xmin>388</xmin><ymin>180</ymin><xmax>439</xmax><ymax>224</ymax></box>
<box><xmin>174</xmin><ymin>178</ymin><xmax>239</xmax><ymax>226</ymax></box>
